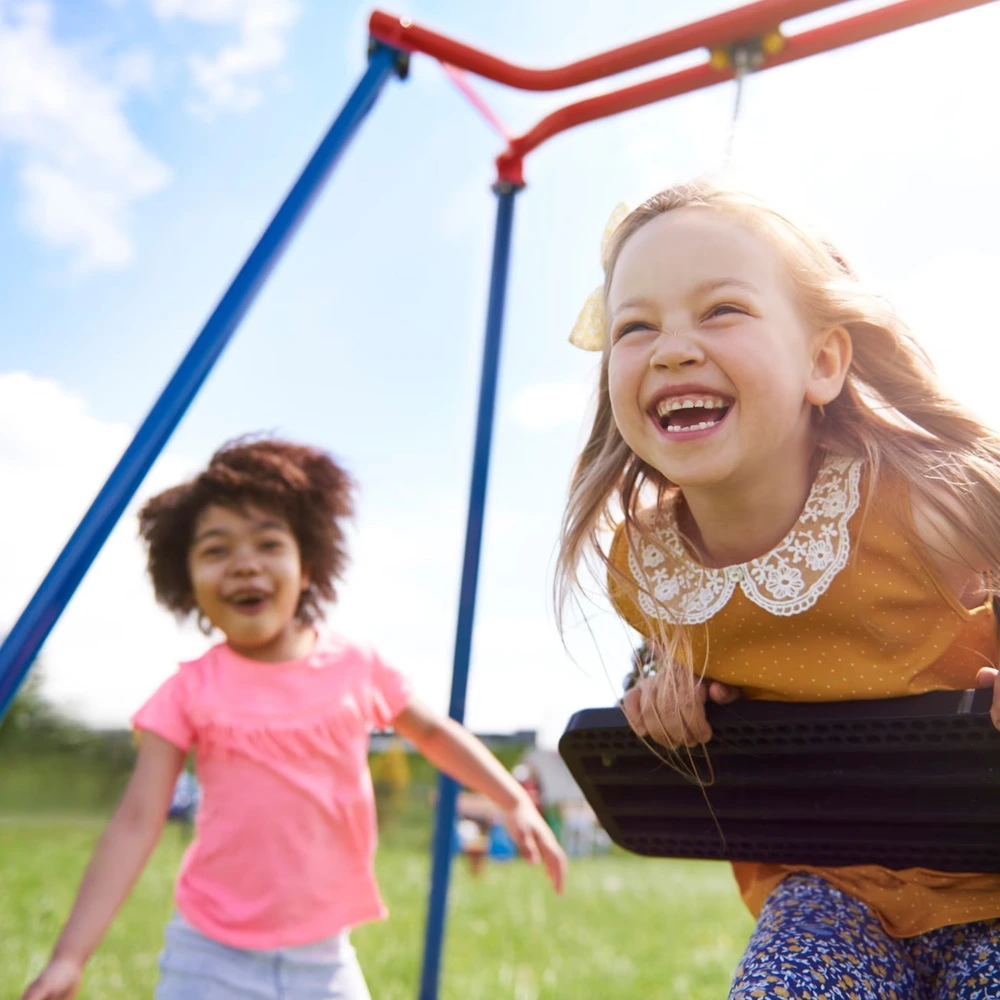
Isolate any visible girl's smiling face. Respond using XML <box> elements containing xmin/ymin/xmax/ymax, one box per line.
<box><xmin>187</xmin><ymin>503</ymin><xmax>311</xmax><ymax>661</ymax></box>
<box><xmin>607</xmin><ymin>206</ymin><xmax>836</xmax><ymax>492</ymax></box>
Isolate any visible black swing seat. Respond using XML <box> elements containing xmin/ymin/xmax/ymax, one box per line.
<box><xmin>558</xmin><ymin>688</ymin><xmax>1000</xmax><ymax>873</ymax></box>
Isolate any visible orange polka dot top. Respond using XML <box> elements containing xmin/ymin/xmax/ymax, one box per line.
<box><xmin>608</xmin><ymin>453</ymin><xmax>1000</xmax><ymax>938</ymax></box>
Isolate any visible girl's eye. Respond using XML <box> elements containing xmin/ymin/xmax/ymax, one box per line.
<box><xmin>705</xmin><ymin>303</ymin><xmax>746</xmax><ymax>320</ymax></box>
<box><xmin>259</xmin><ymin>538</ymin><xmax>284</xmax><ymax>551</ymax></box>
<box><xmin>201</xmin><ymin>546</ymin><xmax>226</xmax><ymax>558</ymax></box>
<box><xmin>614</xmin><ymin>320</ymin><xmax>656</xmax><ymax>341</ymax></box>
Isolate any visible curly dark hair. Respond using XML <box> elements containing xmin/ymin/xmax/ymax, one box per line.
<box><xmin>138</xmin><ymin>436</ymin><xmax>354</xmax><ymax>625</ymax></box>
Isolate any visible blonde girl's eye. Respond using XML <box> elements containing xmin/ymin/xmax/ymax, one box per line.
<box><xmin>613</xmin><ymin>319</ymin><xmax>656</xmax><ymax>342</ymax></box>
<box><xmin>704</xmin><ymin>303</ymin><xmax>747</xmax><ymax>320</ymax></box>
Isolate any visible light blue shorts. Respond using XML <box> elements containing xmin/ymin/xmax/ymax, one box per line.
<box><xmin>155</xmin><ymin>912</ymin><xmax>372</xmax><ymax>1000</ymax></box>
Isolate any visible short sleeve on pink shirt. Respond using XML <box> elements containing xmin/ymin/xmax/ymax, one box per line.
<box><xmin>367</xmin><ymin>650</ymin><xmax>412</xmax><ymax>730</ymax></box>
<box><xmin>132</xmin><ymin>672</ymin><xmax>196</xmax><ymax>752</ymax></box>
<box><xmin>130</xmin><ymin>631</ymin><xmax>412</xmax><ymax>950</ymax></box>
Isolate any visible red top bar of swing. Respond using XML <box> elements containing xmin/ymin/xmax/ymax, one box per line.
<box><xmin>369</xmin><ymin>0</ymin><xmax>996</xmax><ymax>183</ymax></box>
<box><xmin>369</xmin><ymin>0</ymin><xmax>845</xmax><ymax>92</ymax></box>
<box><xmin>499</xmin><ymin>0</ymin><xmax>996</xmax><ymax>180</ymax></box>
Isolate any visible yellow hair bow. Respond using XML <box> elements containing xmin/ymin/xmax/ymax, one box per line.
<box><xmin>569</xmin><ymin>202</ymin><xmax>632</xmax><ymax>352</ymax></box>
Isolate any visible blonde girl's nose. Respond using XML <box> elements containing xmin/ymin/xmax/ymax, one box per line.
<box><xmin>649</xmin><ymin>328</ymin><xmax>704</xmax><ymax>369</ymax></box>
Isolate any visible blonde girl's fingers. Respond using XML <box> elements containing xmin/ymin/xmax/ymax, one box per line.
<box><xmin>978</xmin><ymin>667</ymin><xmax>1000</xmax><ymax>728</ymax></box>
<box><xmin>638</xmin><ymin>679</ymin><xmax>678</xmax><ymax>744</ymax></box>
<box><xmin>628</xmin><ymin>675</ymin><xmax>708</xmax><ymax>748</ymax></box>
<box><xmin>621</xmin><ymin>686</ymin><xmax>646</xmax><ymax>736</ymax></box>
<box><xmin>643</xmin><ymin>675</ymin><xmax>704</xmax><ymax>748</ymax></box>
<box><xmin>708</xmin><ymin>681</ymin><xmax>740</xmax><ymax>704</ymax></box>
<box><xmin>649</xmin><ymin>691</ymin><xmax>700</xmax><ymax>748</ymax></box>
<box><xmin>688</xmin><ymin>684</ymin><xmax>713</xmax><ymax>744</ymax></box>
<box><xmin>641</xmin><ymin>686</ymin><xmax>682</xmax><ymax>748</ymax></box>
<box><xmin>642</xmin><ymin>674</ymin><xmax>683</xmax><ymax>747</ymax></box>
<box><xmin>667</xmin><ymin>680</ymin><xmax>710</xmax><ymax>746</ymax></box>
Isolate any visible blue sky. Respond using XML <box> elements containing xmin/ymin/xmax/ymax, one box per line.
<box><xmin>3</xmin><ymin>0</ymin><xmax>1000</xmax><ymax>743</ymax></box>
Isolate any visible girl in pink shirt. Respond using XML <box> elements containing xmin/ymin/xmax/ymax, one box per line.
<box><xmin>22</xmin><ymin>437</ymin><xmax>566</xmax><ymax>1000</ymax></box>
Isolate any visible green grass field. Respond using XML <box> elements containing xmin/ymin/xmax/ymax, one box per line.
<box><xmin>1</xmin><ymin>817</ymin><xmax>754</xmax><ymax>999</ymax></box>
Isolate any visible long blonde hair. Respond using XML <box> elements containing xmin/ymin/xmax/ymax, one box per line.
<box><xmin>556</xmin><ymin>180</ymin><xmax>1000</xmax><ymax>698</ymax></box>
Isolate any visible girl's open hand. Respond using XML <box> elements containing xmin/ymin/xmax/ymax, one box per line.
<box><xmin>503</xmin><ymin>798</ymin><xmax>567</xmax><ymax>894</ymax></box>
<box><xmin>976</xmin><ymin>667</ymin><xmax>1000</xmax><ymax>729</ymax></box>
<box><xmin>20</xmin><ymin>958</ymin><xmax>82</xmax><ymax>1000</ymax></box>
<box><xmin>621</xmin><ymin>669</ymin><xmax>740</xmax><ymax>749</ymax></box>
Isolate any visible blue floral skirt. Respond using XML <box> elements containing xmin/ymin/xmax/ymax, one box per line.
<box><xmin>731</xmin><ymin>873</ymin><xmax>1000</xmax><ymax>999</ymax></box>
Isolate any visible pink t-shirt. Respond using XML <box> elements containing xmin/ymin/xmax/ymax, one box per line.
<box><xmin>132</xmin><ymin>631</ymin><xmax>412</xmax><ymax>949</ymax></box>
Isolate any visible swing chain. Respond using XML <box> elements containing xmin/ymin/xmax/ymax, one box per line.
<box><xmin>710</xmin><ymin>30</ymin><xmax>785</xmax><ymax>163</ymax></box>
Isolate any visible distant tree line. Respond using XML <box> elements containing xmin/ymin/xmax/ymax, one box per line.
<box><xmin>0</xmin><ymin>656</ymin><xmax>136</xmax><ymax>810</ymax></box>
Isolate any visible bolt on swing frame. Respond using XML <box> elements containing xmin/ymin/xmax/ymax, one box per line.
<box><xmin>0</xmin><ymin>0</ymin><xmax>993</xmax><ymax>997</ymax></box>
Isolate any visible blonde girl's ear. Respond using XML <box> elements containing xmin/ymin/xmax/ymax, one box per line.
<box><xmin>806</xmin><ymin>325</ymin><xmax>853</xmax><ymax>408</ymax></box>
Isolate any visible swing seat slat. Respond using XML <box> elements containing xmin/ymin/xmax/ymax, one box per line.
<box><xmin>559</xmin><ymin>688</ymin><xmax>1000</xmax><ymax>872</ymax></box>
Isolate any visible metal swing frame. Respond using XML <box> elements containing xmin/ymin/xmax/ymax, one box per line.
<box><xmin>0</xmin><ymin>1</ymin><xmax>994</xmax><ymax>996</ymax></box>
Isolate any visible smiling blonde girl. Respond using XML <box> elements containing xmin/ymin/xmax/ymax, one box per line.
<box><xmin>559</xmin><ymin>182</ymin><xmax>1000</xmax><ymax>1000</ymax></box>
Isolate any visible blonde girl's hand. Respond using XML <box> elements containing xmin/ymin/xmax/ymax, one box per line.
<box><xmin>20</xmin><ymin>958</ymin><xmax>83</xmax><ymax>1000</ymax></box>
<box><xmin>976</xmin><ymin>667</ymin><xmax>1000</xmax><ymax>729</ymax></box>
<box><xmin>503</xmin><ymin>798</ymin><xmax>567</xmax><ymax>895</ymax></box>
<box><xmin>621</xmin><ymin>668</ymin><xmax>740</xmax><ymax>749</ymax></box>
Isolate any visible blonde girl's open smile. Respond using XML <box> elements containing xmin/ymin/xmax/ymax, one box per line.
<box><xmin>649</xmin><ymin>386</ymin><xmax>734</xmax><ymax>440</ymax></box>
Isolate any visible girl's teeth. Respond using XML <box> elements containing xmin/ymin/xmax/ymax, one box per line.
<box><xmin>665</xmin><ymin>419</ymin><xmax>721</xmax><ymax>433</ymax></box>
<box><xmin>655</xmin><ymin>397</ymin><xmax>728</xmax><ymax>417</ymax></box>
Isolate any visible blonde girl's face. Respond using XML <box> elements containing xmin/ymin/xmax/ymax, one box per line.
<box><xmin>607</xmin><ymin>207</ymin><xmax>823</xmax><ymax>491</ymax></box>
<box><xmin>187</xmin><ymin>503</ymin><xmax>309</xmax><ymax>660</ymax></box>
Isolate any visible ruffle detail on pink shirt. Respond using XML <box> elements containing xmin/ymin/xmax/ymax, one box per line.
<box><xmin>187</xmin><ymin>697</ymin><xmax>369</xmax><ymax>759</ymax></box>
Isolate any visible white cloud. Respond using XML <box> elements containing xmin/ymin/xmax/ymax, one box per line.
<box><xmin>0</xmin><ymin>1</ymin><xmax>171</xmax><ymax>270</ymax></box>
<box><xmin>19</xmin><ymin>163</ymin><xmax>135</xmax><ymax>267</ymax></box>
<box><xmin>508</xmin><ymin>380</ymin><xmax>593</xmax><ymax>433</ymax></box>
<box><xmin>112</xmin><ymin>48</ymin><xmax>157</xmax><ymax>93</ymax></box>
<box><xmin>151</xmin><ymin>0</ymin><xmax>301</xmax><ymax>114</ymax></box>
<box><xmin>0</xmin><ymin>372</ymin><xmax>203</xmax><ymax>727</ymax></box>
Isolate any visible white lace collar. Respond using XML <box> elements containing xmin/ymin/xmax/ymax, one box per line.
<box><xmin>624</xmin><ymin>455</ymin><xmax>863</xmax><ymax>624</ymax></box>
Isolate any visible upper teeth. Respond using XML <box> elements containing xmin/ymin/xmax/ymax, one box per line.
<box><xmin>655</xmin><ymin>396</ymin><xmax>728</xmax><ymax>417</ymax></box>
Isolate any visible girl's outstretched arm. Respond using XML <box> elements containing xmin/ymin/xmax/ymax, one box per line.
<box><xmin>21</xmin><ymin>732</ymin><xmax>185</xmax><ymax>1000</ymax></box>
<box><xmin>393</xmin><ymin>700</ymin><xmax>567</xmax><ymax>894</ymax></box>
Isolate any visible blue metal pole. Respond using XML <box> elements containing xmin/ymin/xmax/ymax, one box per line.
<box><xmin>418</xmin><ymin>180</ymin><xmax>523</xmax><ymax>1000</ymax></box>
<box><xmin>0</xmin><ymin>44</ymin><xmax>405</xmax><ymax>724</ymax></box>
